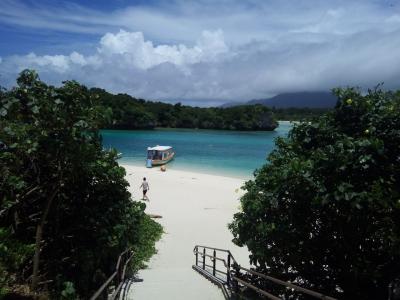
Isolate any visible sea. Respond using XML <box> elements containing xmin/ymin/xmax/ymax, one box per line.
<box><xmin>101</xmin><ymin>121</ymin><xmax>293</xmax><ymax>179</ymax></box>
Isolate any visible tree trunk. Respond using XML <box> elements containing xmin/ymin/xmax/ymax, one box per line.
<box><xmin>32</xmin><ymin>223</ymin><xmax>43</xmax><ymax>290</ymax></box>
<box><xmin>31</xmin><ymin>187</ymin><xmax>58</xmax><ymax>291</ymax></box>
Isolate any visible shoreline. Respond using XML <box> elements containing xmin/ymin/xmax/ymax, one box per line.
<box><xmin>102</xmin><ymin>121</ymin><xmax>293</xmax><ymax>182</ymax></box>
<box><xmin>119</xmin><ymin>159</ymin><xmax>254</xmax><ymax>181</ymax></box>
<box><xmin>101</xmin><ymin>120</ymin><xmax>292</xmax><ymax>133</ymax></box>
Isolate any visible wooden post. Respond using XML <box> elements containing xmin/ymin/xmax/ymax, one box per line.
<box><xmin>203</xmin><ymin>248</ymin><xmax>206</xmax><ymax>269</ymax></box>
<box><xmin>117</xmin><ymin>256</ymin><xmax>122</xmax><ymax>283</ymax></box>
<box><xmin>32</xmin><ymin>187</ymin><xmax>59</xmax><ymax>290</ymax></box>
<box><xmin>227</xmin><ymin>253</ymin><xmax>231</xmax><ymax>285</ymax></box>
<box><xmin>213</xmin><ymin>250</ymin><xmax>216</xmax><ymax>276</ymax></box>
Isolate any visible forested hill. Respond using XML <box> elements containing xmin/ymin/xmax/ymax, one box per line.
<box><xmin>92</xmin><ymin>88</ymin><xmax>278</xmax><ymax>131</ymax></box>
<box><xmin>221</xmin><ymin>91</ymin><xmax>337</xmax><ymax>108</ymax></box>
<box><xmin>248</xmin><ymin>91</ymin><xmax>337</xmax><ymax>108</ymax></box>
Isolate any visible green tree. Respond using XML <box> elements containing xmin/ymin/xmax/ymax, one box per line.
<box><xmin>272</xmin><ymin>107</ymin><xmax>331</xmax><ymax>121</ymax></box>
<box><xmin>0</xmin><ymin>70</ymin><xmax>162</xmax><ymax>298</ymax></box>
<box><xmin>229</xmin><ymin>87</ymin><xmax>400</xmax><ymax>299</ymax></box>
<box><xmin>92</xmin><ymin>87</ymin><xmax>278</xmax><ymax>131</ymax></box>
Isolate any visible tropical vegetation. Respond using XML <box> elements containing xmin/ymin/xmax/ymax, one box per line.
<box><xmin>0</xmin><ymin>70</ymin><xmax>162</xmax><ymax>299</ymax></box>
<box><xmin>272</xmin><ymin>107</ymin><xmax>331</xmax><ymax>121</ymax></box>
<box><xmin>92</xmin><ymin>88</ymin><xmax>278</xmax><ymax>130</ymax></box>
<box><xmin>229</xmin><ymin>87</ymin><xmax>400</xmax><ymax>299</ymax></box>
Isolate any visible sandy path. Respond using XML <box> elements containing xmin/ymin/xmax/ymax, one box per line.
<box><xmin>122</xmin><ymin>164</ymin><xmax>250</xmax><ymax>300</ymax></box>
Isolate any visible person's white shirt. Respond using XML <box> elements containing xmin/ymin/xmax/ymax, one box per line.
<box><xmin>142</xmin><ymin>181</ymin><xmax>149</xmax><ymax>190</ymax></box>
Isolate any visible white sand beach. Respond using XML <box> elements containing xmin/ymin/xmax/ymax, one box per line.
<box><xmin>122</xmin><ymin>164</ymin><xmax>251</xmax><ymax>300</ymax></box>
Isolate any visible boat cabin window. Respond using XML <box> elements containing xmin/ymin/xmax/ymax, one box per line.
<box><xmin>148</xmin><ymin>148</ymin><xmax>172</xmax><ymax>160</ymax></box>
<box><xmin>147</xmin><ymin>150</ymin><xmax>154</xmax><ymax>159</ymax></box>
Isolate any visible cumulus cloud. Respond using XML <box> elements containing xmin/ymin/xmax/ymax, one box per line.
<box><xmin>97</xmin><ymin>29</ymin><xmax>228</xmax><ymax>70</ymax></box>
<box><xmin>1</xmin><ymin>0</ymin><xmax>400</xmax><ymax>105</ymax></box>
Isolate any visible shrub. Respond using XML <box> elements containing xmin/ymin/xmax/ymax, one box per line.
<box><xmin>229</xmin><ymin>87</ymin><xmax>400</xmax><ymax>299</ymax></box>
<box><xmin>0</xmin><ymin>70</ymin><xmax>162</xmax><ymax>298</ymax></box>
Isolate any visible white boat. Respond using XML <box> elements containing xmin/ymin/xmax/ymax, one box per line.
<box><xmin>146</xmin><ymin>145</ymin><xmax>175</xmax><ymax>168</ymax></box>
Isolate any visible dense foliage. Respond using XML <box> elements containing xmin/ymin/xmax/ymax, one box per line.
<box><xmin>92</xmin><ymin>88</ymin><xmax>278</xmax><ymax>130</ymax></box>
<box><xmin>272</xmin><ymin>107</ymin><xmax>331</xmax><ymax>121</ymax></box>
<box><xmin>229</xmin><ymin>87</ymin><xmax>400</xmax><ymax>299</ymax></box>
<box><xmin>0</xmin><ymin>70</ymin><xmax>162</xmax><ymax>298</ymax></box>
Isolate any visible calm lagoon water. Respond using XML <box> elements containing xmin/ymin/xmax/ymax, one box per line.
<box><xmin>101</xmin><ymin>121</ymin><xmax>293</xmax><ymax>179</ymax></box>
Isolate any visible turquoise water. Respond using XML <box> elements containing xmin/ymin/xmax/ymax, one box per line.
<box><xmin>101</xmin><ymin>121</ymin><xmax>293</xmax><ymax>178</ymax></box>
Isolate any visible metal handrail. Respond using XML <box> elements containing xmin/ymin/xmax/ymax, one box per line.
<box><xmin>239</xmin><ymin>266</ymin><xmax>337</xmax><ymax>300</ymax></box>
<box><xmin>90</xmin><ymin>273</ymin><xmax>118</xmax><ymax>300</ymax></box>
<box><xmin>193</xmin><ymin>245</ymin><xmax>237</xmax><ymax>291</ymax></box>
<box><xmin>233</xmin><ymin>276</ymin><xmax>281</xmax><ymax>300</ymax></box>
<box><xmin>90</xmin><ymin>248</ymin><xmax>134</xmax><ymax>300</ymax></box>
<box><xmin>192</xmin><ymin>245</ymin><xmax>337</xmax><ymax>300</ymax></box>
<box><xmin>196</xmin><ymin>252</ymin><xmax>229</xmax><ymax>265</ymax></box>
<box><xmin>194</xmin><ymin>245</ymin><xmax>232</xmax><ymax>253</ymax></box>
<box><xmin>193</xmin><ymin>247</ymin><xmax>238</xmax><ymax>267</ymax></box>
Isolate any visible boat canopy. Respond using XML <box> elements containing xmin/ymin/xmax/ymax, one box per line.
<box><xmin>147</xmin><ymin>145</ymin><xmax>172</xmax><ymax>151</ymax></box>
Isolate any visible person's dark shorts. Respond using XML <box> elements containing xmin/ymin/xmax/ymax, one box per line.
<box><xmin>143</xmin><ymin>189</ymin><xmax>148</xmax><ymax>195</ymax></box>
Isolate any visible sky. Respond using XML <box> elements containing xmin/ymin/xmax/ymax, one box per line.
<box><xmin>1</xmin><ymin>0</ymin><xmax>400</xmax><ymax>106</ymax></box>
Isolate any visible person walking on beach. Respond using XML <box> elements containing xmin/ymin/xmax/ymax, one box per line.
<box><xmin>139</xmin><ymin>177</ymin><xmax>150</xmax><ymax>201</ymax></box>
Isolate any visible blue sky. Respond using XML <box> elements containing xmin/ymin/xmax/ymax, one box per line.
<box><xmin>1</xmin><ymin>0</ymin><xmax>400</xmax><ymax>106</ymax></box>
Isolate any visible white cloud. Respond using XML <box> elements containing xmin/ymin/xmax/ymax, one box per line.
<box><xmin>69</xmin><ymin>52</ymin><xmax>87</xmax><ymax>66</ymax></box>
<box><xmin>96</xmin><ymin>29</ymin><xmax>228</xmax><ymax>70</ymax></box>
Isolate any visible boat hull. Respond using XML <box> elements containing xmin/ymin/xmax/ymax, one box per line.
<box><xmin>151</xmin><ymin>152</ymin><xmax>175</xmax><ymax>166</ymax></box>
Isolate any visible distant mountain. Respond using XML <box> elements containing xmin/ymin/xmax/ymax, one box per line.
<box><xmin>221</xmin><ymin>91</ymin><xmax>338</xmax><ymax>108</ymax></box>
<box><xmin>248</xmin><ymin>91</ymin><xmax>337</xmax><ymax>108</ymax></box>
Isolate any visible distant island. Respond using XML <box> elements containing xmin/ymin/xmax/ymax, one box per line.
<box><xmin>248</xmin><ymin>91</ymin><xmax>337</xmax><ymax>108</ymax></box>
<box><xmin>221</xmin><ymin>91</ymin><xmax>337</xmax><ymax>108</ymax></box>
<box><xmin>93</xmin><ymin>88</ymin><xmax>278</xmax><ymax>131</ymax></box>
<box><xmin>94</xmin><ymin>89</ymin><xmax>339</xmax><ymax>130</ymax></box>
<box><xmin>221</xmin><ymin>91</ymin><xmax>337</xmax><ymax>122</ymax></box>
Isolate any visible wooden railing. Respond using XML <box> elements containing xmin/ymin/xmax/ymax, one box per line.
<box><xmin>193</xmin><ymin>245</ymin><xmax>337</xmax><ymax>300</ymax></box>
<box><xmin>90</xmin><ymin>248</ymin><xmax>134</xmax><ymax>300</ymax></box>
